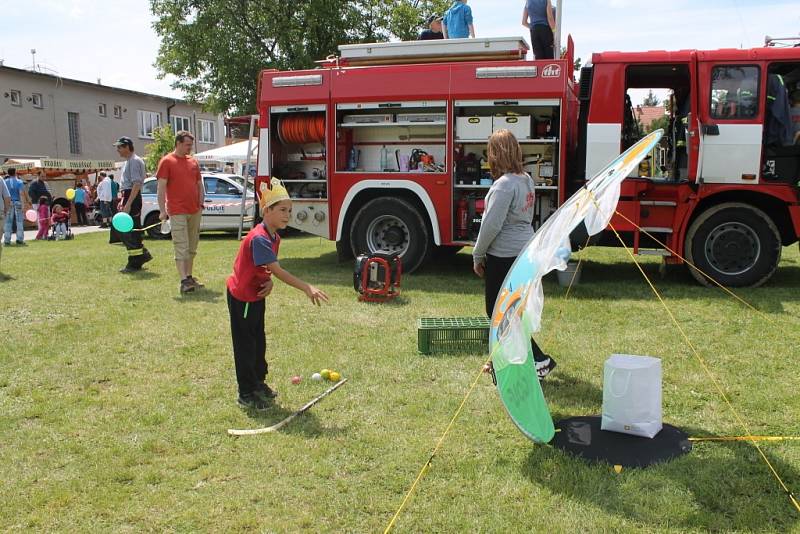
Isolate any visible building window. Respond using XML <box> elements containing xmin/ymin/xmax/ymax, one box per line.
<box><xmin>99</xmin><ymin>103</ymin><xmax>107</xmax><ymax>117</ymax></box>
<box><xmin>68</xmin><ymin>112</ymin><xmax>81</xmax><ymax>154</ymax></box>
<box><xmin>198</xmin><ymin>119</ymin><xmax>216</xmax><ymax>144</ymax></box>
<box><xmin>113</xmin><ymin>105</ymin><xmax>123</xmax><ymax>119</ymax></box>
<box><xmin>710</xmin><ymin>65</ymin><xmax>759</xmax><ymax>120</ymax></box>
<box><xmin>9</xmin><ymin>90</ymin><xmax>22</xmax><ymax>106</ymax></box>
<box><xmin>171</xmin><ymin>115</ymin><xmax>191</xmax><ymax>133</ymax></box>
<box><xmin>137</xmin><ymin>110</ymin><xmax>161</xmax><ymax>138</ymax></box>
<box><xmin>31</xmin><ymin>93</ymin><xmax>43</xmax><ymax>109</ymax></box>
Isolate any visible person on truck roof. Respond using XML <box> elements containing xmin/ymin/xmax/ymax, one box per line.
<box><xmin>442</xmin><ymin>0</ymin><xmax>474</xmax><ymax>39</ymax></box>
<box><xmin>522</xmin><ymin>0</ymin><xmax>556</xmax><ymax>60</ymax></box>
<box><xmin>419</xmin><ymin>14</ymin><xmax>444</xmax><ymax>40</ymax></box>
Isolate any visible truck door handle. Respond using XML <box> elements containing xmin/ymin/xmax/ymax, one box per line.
<box><xmin>702</xmin><ymin>124</ymin><xmax>719</xmax><ymax>136</ymax></box>
<box><xmin>204</xmin><ymin>199</ymin><xmax>213</xmax><ymax>203</ymax></box>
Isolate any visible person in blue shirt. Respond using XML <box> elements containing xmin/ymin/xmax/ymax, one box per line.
<box><xmin>443</xmin><ymin>0</ymin><xmax>474</xmax><ymax>39</ymax></box>
<box><xmin>73</xmin><ymin>181</ymin><xmax>88</xmax><ymax>226</ymax></box>
<box><xmin>522</xmin><ymin>0</ymin><xmax>556</xmax><ymax>60</ymax></box>
<box><xmin>3</xmin><ymin>168</ymin><xmax>30</xmax><ymax>246</ymax></box>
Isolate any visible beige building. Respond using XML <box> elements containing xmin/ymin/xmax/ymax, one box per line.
<box><xmin>0</xmin><ymin>65</ymin><xmax>224</xmax><ymax>161</ymax></box>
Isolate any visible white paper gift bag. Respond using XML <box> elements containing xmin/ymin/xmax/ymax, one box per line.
<box><xmin>601</xmin><ymin>354</ymin><xmax>662</xmax><ymax>438</ymax></box>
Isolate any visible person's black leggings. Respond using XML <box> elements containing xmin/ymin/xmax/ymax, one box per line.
<box><xmin>75</xmin><ymin>202</ymin><xmax>88</xmax><ymax>225</ymax></box>
<box><xmin>530</xmin><ymin>25</ymin><xmax>554</xmax><ymax>60</ymax></box>
<box><xmin>484</xmin><ymin>254</ymin><xmax>548</xmax><ymax>361</ymax></box>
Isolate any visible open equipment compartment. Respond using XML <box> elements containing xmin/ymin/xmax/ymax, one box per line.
<box><xmin>335</xmin><ymin>100</ymin><xmax>448</xmax><ymax>174</ymax></box>
<box><xmin>452</xmin><ymin>98</ymin><xmax>562</xmax><ymax>241</ymax></box>
<box><xmin>270</xmin><ymin>104</ymin><xmax>329</xmax><ymax>201</ymax></box>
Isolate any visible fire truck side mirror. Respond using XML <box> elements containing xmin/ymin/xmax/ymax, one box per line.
<box><xmin>702</xmin><ymin>124</ymin><xmax>720</xmax><ymax>136</ymax></box>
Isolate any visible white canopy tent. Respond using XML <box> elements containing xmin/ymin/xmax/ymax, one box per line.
<box><xmin>194</xmin><ymin>141</ymin><xmax>257</xmax><ymax>175</ymax></box>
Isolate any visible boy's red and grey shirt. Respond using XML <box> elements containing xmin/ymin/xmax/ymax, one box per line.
<box><xmin>227</xmin><ymin>224</ymin><xmax>281</xmax><ymax>302</ymax></box>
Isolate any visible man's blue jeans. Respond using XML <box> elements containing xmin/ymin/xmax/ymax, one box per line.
<box><xmin>3</xmin><ymin>201</ymin><xmax>24</xmax><ymax>244</ymax></box>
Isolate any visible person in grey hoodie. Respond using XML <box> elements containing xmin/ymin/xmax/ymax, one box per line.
<box><xmin>472</xmin><ymin>129</ymin><xmax>556</xmax><ymax>379</ymax></box>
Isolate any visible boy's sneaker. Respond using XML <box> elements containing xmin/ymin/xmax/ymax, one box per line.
<box><xmin>536</xmin><ymin>356</ymin><xmax>557</xmax><ymax>380</ymax></box>
<box><xmin>237</xmin><ymin>393</ymin><xmax>271</xmax><ymax>411</ymax></box>
<box><xmin>257</xmin><ymin>383</ymin><xmax>279</xmax><ymax>399</ymax></box>
<box><xmin>180</xmin><ymin>278</ymin><xmax>195</xmax><ymax>294</ymax></box>
<box><xmin>188</xmin><ymin>276</ymin><xmax>205</xmax><ymax>289</ymax></box>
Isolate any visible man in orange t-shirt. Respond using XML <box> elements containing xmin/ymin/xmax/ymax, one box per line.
<box><xmin>156</xmin><ymin>130</ymin><xmax>205</xmax><ymax>294</ymax></box>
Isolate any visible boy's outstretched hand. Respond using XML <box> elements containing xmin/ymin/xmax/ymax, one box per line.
<box><xmin>305</xmin><ymin>285</ymin><xmax>329</xmax><ymax>306</ymax></box>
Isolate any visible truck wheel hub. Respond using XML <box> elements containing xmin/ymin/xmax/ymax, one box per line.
<box><xmin>367</xmin><ymin>215</ymin><xmax>408</xmax><ymax>254</ymax></box>
<box><xmin>705</xmin><ymin>222</ymin><xmax>760</xmax><ymax>275</ymax></box>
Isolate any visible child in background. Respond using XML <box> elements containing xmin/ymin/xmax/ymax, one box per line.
<box><xmin>35</xmin><ymin>198</ymin><xmax>50</xmax><ymax>240</ymax></box>
<box><xmin>226</xmin><ymin>178</ymin><xmax>329</xmax><ymax>411</ymax></box>
<box><xmin>442</xmin><ymin>0</ymin><xmax>475</xmax><ymax>39</ymax></box>
<box><xmin>51</xmin><ymin>204</ymin><xmax>69</xmax><ymax>240</ymax></box>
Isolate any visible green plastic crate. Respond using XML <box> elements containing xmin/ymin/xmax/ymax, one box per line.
<box><xmin>417</xmin><ymin>317</ymin><xmax>490</xmax><ymax>355</ymax></box>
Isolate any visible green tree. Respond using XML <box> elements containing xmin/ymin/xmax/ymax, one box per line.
<box><xmin>643</xmin><ymin>90</ymin><xmax>660</xmax><ymax>107</ymax></box>
<box><xmin>150</xmin><ymin>0</ymin><xmax>451</xmax><ymax>115</ymax></box>
<box><xmin>648</xmin><ymin>114</ymin><xmax>670</xmax><ymax>134</ymax></box>
<box><xmin>144</xmin><ymin>125</ymin><xmax>175</xmax><ymax>173</ymax></box>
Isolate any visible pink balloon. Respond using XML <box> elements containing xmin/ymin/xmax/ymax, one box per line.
<box><xmin>25</xmin><ymin>209</ymin><xmax>37</xmax><ymax>222</ymax></box>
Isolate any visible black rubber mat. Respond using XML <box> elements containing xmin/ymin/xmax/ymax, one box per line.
<box><xmin>551</xmin><ymin>416</ymin><xmax>692</xmax><ymax>468</ymax></box>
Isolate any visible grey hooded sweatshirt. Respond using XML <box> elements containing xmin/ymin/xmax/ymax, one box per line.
<box><xmin>472</xmin><ymin>172</ymin><xmax>535</xmax><ymax>264</ymax></box>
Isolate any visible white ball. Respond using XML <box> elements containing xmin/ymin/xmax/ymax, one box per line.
<box><xmin>311</xmin><ymin>373</ymin><xmax>322</xmax><ymax>381</ymax></box>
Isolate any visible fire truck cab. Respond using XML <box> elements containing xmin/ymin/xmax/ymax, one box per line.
<box><xmin>255</xmin><ymin>37</ymin><xmax>800</xmax><ymax>286</ymax></box>
<box><xmin>577</xmin><ymin>46</ymin><xmax>800</xmax><ymax>286</ymax></box>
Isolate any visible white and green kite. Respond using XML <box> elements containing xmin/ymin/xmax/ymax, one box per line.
<box><xmin>490</xmin><ymin>130</ymin><xmax>664</xmax><ymax>443</ymax></box>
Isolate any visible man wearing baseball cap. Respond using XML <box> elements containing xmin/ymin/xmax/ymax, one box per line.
<box><xmin>418</xmin><ymin>14</ymin><xmax>444</xmax><ymax>40</ymax></box>
<box><xmin>113</xmin><ymin>136</ymin><xmax>152</xmax><ymax>273</ymax></box>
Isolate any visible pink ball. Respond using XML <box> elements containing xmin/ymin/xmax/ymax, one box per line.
<box><xmin>25</xmin><ymin>209</ymin><xmax>37</xmax><ymax>223</ymax></box>
<box><xmin>291</xmin><ymin>375</ymin><xmax>302</xmax><ymax>385</ymax></box>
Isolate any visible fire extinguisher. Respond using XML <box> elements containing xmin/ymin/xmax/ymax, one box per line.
<box><xmin>456</xmin><ymin>195</ymin><xmax>469</xmax><ymax>239</ymax></box>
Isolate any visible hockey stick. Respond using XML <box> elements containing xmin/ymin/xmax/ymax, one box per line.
<box><xmin>227</xmin><ymin>378</ymin><xmax>348</xmax><ymax>436</ymax></box>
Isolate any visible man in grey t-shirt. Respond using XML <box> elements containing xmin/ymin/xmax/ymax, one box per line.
<box><xmin>113</xmin><ymin>136</ymin><xmax>152</xmax><ymax>273</ymax></box>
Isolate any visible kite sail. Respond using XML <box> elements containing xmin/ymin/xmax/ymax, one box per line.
<box><xmin>490</xmin><ymin>130</ymin><xmax>664</xmax><ymax>444</ymax></box>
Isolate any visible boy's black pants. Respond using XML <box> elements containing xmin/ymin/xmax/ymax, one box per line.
<box><xmin>227</xmin><ymin>289</ymin><xmax>267</xmax><ymax>396</ymax></box>
<box><xmin>484</xmin><ymin>254</ymin><xmax>548</xmax><ymax>362</ymax></box>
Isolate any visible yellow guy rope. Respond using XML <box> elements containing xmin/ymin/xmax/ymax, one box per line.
<box><xmin>383</xmin><ymin>360</ymin><xmax>489</xmax><ymax>534</ymax></box>
<box><xmin>601</xmin><ymin>210</ymin><xmax>800</xmax><ymax>513</ymax></box>
<box><xmin>611</xmin><ymin>209</ymin><xmax>780</xmax><ymax>323</ymax></box>
<box><xmin>690</xmin><ymin>436</ymin><xmax>800</xmax><ymax>443</ymax></box>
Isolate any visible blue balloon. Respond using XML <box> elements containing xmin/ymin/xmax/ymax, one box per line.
<box><xmin>112</xmin><ymin>212</ymin><xmax>134</xmax><ymax>233</ymax></box>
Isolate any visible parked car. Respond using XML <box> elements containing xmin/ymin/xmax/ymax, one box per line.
<box><xmin>140</xmin><ymin>173</ymin><xmax>256</xmax><ymax>238</ymax></box>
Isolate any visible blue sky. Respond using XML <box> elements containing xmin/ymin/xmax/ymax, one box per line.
<box><xmin>1</xmin><ymin>0</ymin><xmax>798</xmax><ymax>103</ymax></box>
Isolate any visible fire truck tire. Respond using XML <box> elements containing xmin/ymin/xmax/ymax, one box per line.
<box><xmin>685</xmin><ymin>202</ymin><xmax>781</xmax><ymax>287</ymax></box>
<box><xmin>350</xmin><ymin>197</ymin><xmax>431</xmax><ymax>273</ymax></box>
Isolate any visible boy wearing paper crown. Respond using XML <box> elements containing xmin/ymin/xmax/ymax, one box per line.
<box><xmin>226</xmin><ymin>178</ymin><xmax>329</xmax><ymax>410</ymax></box>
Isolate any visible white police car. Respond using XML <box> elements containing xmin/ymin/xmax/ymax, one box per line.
<box><xmin>140</xmin><ymin>172</ymin><xmax>256</xmax><ymax>238</ymax></box>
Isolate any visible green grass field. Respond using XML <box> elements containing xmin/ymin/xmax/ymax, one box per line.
<box><xmin>1</xmin><ymin>232</ymin><xmax>798</xmax><ymax>533</ymax></box>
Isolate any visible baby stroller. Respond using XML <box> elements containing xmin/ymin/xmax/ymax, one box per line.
<box><xmin>48</xmin><ymin>206</ymin><xmax>74</xmax><ymax>241</ymax></box>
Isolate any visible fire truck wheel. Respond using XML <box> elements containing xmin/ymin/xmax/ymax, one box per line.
<box><xmin>350</xmin><ymin>197</ymin><xmax>431</xmax><ymax>273</ymax></box>
<box><xmin>685</xmin><ymin>202</ymin><xmax>781</xmax><ymax>288</ymax></box>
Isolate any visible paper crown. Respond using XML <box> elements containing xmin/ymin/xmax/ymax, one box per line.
<box><xmin>259</xmin><ymin>177</ymin><xmax>290</xmax><ymax>209</ymax></box>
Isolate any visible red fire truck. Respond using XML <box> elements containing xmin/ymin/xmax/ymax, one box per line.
<box><xmin>254</xmin><ymin>36</ymin><xmax>800</xmax><ymax>287</ymax></box>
